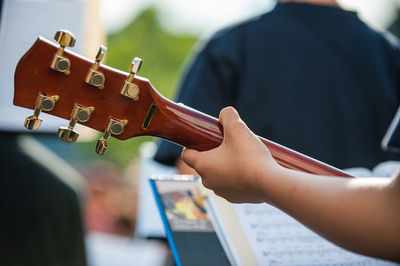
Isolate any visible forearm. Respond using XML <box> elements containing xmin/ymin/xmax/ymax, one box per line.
<box><xmin>262</xmin><ymin>167</ymin><xmax>400</xmax><ymax>261</ymax></box>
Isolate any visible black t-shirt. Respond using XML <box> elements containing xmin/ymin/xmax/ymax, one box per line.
<box><xmin>155</xmin><ymin>2</ymin><xmax>400</xmax><ymax>169</ymax></box>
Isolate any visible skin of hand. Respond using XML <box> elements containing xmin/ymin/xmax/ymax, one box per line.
<box><xmin>176</xmin><ymin>158</ymin><xmax>198</xmax><ymax>175</ymax></box>
<box><xmin>181</xmin><ymin>106</ymin><xmax>400</xmax><ymax>262</ymax></box>
<box><xmin>181</xmin><ymin>106</ymin><xmax>281</xmax><ymax>203</ymax></box>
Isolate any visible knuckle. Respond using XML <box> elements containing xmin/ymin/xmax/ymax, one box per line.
<box><xmin>226</xmin><ymin>198</ymin><xmax>238</xmax><ymax>204</ymax></box>
<box><xmin>201</xmin><ymin>178</ymin><xmax>211</xmax><ymax>189</ymax></box>
<box><xmin>194</xmin><ymin>160</ymin><xmax>204</xmax><ymax>172</ymax></box>
<box><xmin>196</xmin><ymin>159</ymin><xmax>211</xmax><ymax>174</ymax></box>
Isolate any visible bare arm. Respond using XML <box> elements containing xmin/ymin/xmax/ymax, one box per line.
<box><xmin>182</xmin><ymin>107</ymin><xmax>400</xmax><ymax>262</ymax></box>
<box><xmin>268</xmin><ymin>167</ymin><xmax>400</xmax><ymax>261</ymax></box>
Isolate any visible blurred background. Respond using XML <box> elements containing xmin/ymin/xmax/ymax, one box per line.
<box><xmin>7</xmin><ymin>0</ymin><xmax>399</xmax><ymax>169</ymax></box>
<box><xmin>1</xmin><ymin>0</ymin><xmax>400</xmax><ymax>265</ymax></box>
<box><xmin>73</xmin><ymin>0</ymin><xmax>400</xmax><ymax>169</ymax></box>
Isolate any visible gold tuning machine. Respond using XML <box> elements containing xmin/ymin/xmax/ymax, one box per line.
<box><xmin>120</xmin><ymin>57</ymin><xmax>142</xmax><ymax>101</ymax></box>
<box><xmin>57</xmin><ymin>104</ymin><xmax>95</xmax><ymax>143</ymax></box>
<box><xmin>96</xmin><ymin>118</ymin><xmax>128</xmax><ymax>155</ymax></box>
<box><xmin>85</xmin><ymin>45</ymin><xmax>107</xmax><ymax>89</ymax></box>
<box><xmin>50</xmin><ymin>30</ymin><xmax>76</xmax><ymax>75</ymax></box>
<box><xmin>24</xmin><ymin>93</ymin><xmax>59</xmax><ymax>130</ymax></box>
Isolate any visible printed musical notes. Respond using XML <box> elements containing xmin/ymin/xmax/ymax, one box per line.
<box><xmin>234</xmin><ymin>204</ymin><xmax>396</xmax><ymax>266</ymax></box>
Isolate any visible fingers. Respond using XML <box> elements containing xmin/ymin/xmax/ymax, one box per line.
<box><xmin>181</xmin><ymin>147</ymin><xmax>201</xmax><ymax>169</ymax></box>
<box><xmin>176</xmin><ymin>159</ymin><xmax>198</xmax><ymax>175</ymax></box>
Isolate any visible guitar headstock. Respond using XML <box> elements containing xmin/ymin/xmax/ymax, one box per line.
<box><xmin>14</xmin><ymin>30</ymin><xmax>168</xmax><ymax>154</ymax></box>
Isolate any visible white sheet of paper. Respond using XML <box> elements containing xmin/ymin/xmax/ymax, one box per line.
<box><xmin>234</xmin><ymin>203</ymin><xmax>397</xmax><ymax>266</ymax></box>
<box><xmin>345</xmin><ymin>161</ymin><xmax>400</xmax><ymax>177</ymax></box>
<box><xmin>0</xmin><ymin>0</ymin><xmax>84</xmax><ymax>132</ymax></box>
<box><xmin>136</xmin><ymin>142</ymin><xmax>177</xmax><ymax>238</ymax></box>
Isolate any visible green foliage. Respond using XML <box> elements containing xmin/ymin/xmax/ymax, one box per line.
<box><xmin>107</xmin><ymin>8</ymin><xmax>198</xmax><ymax>99</ymax></box>
<box><xmin>76</xmin><ymin>7</ymin><xmax>198</xmax><ymax>167</ymax></box>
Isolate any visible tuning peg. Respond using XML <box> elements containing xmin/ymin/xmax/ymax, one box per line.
<box><xmin>120</xmin><ymin>57</ymin><xmax>142</xmax><ymax>101</ymax></box>
<box><xmin>50</xmin><ymin>30</ymin><xmax>76</xmax><ymax>75</ymax></box>
<box><xmin>24</xmin><ymin>93</ymin><xmax>59</xmax><ymax>130</ymax></box>
<box><xmin>96</xmin><ymin>118</ymin><xmax>128</xmax><ymax>155</ymax></box>
<box><xmin>85</xmin><ymin>45</ymin><xmax>107</xmax><ymax>89</ymax></box>
<box><xmin>57</xmin><ymin>104</ymin><xmax>95</xmax><ymax>143</ymax></box>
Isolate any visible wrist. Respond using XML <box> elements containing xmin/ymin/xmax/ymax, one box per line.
<box><xmin>255</xmin><ymin>161</ymin><xmax>288</xmax><ymax>204</ymax></box>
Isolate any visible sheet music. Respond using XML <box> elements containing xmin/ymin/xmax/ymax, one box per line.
<box><xmin>234</xmin><ymin>203</ymin><xmax>397</xmax><ymax>266</ymax></box>
<box><xmin>136</xmin><ymin>142</ymin><xmax>177</xmax><ymax>238</ymax></box>
<box><xmin>345</xmin><ymin>161</ymin><xmax>400</xmax><ymax>177</ymax></box>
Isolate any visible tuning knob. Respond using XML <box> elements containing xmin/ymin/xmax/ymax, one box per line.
<box><xmin>96</xmin><ymin>118</ymin><xmax>128</xmax><ymax>155</ymax></box>
<box><xmin>120</xmin><ymin>57</ymin><xmax>142</xmax><ymax>101</ymax></box>
<box><xmin>50</xmin><ymin>30</ymin><xmax>76</xmax><ymax>75</ymax></box>
<box><xmin>24</xmin><ymin>93</ymin><xmax>59</xmax><ymax>130</ymax></box>
<box><xmin>57</xmin><ymin>104</ymin><xmax>95</xmax><ymax>143</ymax></box>
<box><xmin>85</xmin><ymin>45</ymin><xmax>107</xmax><ymax>89</ymax></box>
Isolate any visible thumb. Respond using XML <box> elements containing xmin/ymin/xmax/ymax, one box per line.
<box><xmin>219</xmin><ymin>107</ymin><xmax>247</xmax><ymax>143</ymax></box>
<box><xmin>219</xmin><ymin>106</ymin><xmax>240</xmax><ymax>127</ymax></box>
<box><xmin>181</xmin><ymin>147</ymin><xmax>202</xmax><ymax>169</ymax></box>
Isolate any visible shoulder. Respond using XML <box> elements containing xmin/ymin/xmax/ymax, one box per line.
<box><xmin>355</xmin><ymin>19</ymin><xmax>400</xmax><ymax>52</ymax></box>
<box><xmin>380</xmin><ymin>31</ymin><xmax>400</xmax><ymax>51</ymax></box>
<box><xmin>377</xmin><ymin>31</ymin><xmax>400</xmax><ymax>70</ymax></box>
<box><xmin>209</xmin><ymin>11</ymin><xmax>278</xmax><ymax>42</ymax></box>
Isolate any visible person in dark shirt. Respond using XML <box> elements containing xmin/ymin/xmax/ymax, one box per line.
<box><xmin>154</xmin><ymin>0</ymin><xmax>400</xmax><ymax>172</ymax></box>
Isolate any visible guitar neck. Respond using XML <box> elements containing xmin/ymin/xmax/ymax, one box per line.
<box><xmin>148</xmin><ymin>97</ymin><xmax>352</xmax><ymax>177</ymax></box>
<box><xmin>12</xmin><ymin>35</ymin><xmax>352</xmax><ymax>178</ymax></box>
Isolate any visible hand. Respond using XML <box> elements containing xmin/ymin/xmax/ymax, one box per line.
<box><xmin>176</xmin><ymin>158</ymin><xmax>199</xmax><ymax>175</ymax></box>
<box><xmin>181</xmin><ymin>107</ymin><xmax>281</xmax><ymax>203</ymax></box>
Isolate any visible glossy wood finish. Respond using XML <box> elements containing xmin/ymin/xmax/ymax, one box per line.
<box><xmin>149</xmin><ymin>97</ymin><xmax>352</xmax><ymax>177</ymax></box>
<box><xmin>14</xmin><ymin>37</ymin><xmax>159</xmax><ymax>140</ymax></box>
<box><xmin>14</xmin><ymin>37</ymin><xmax>352</xmax><ymax>177</ymax></box>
